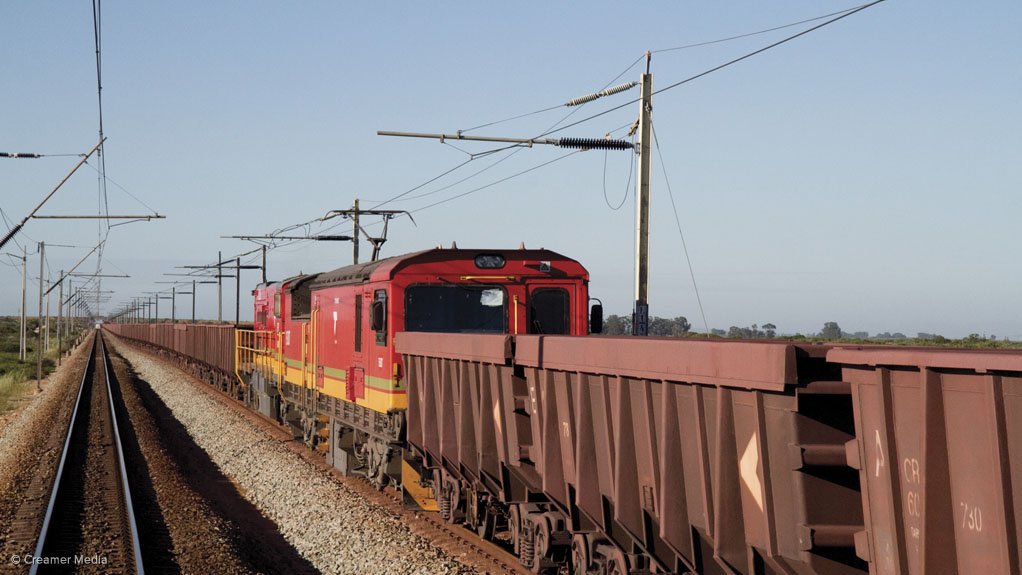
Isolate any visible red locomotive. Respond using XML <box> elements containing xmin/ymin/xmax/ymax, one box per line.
<box><xmin>240</xmin><ymin>247</ymin><xmax>597</xmax><ymax>490</ymax></box>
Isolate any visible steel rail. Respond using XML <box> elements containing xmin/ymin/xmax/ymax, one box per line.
<box><xmin>100</xmin><ymin>334</ymin><xmax>146</xmax><ymax>574</ymax></box>
<box><xmin>29</xmin><ymin>336</ymin><xmax>95</xmax><ymax>575</ymax></box>
<box><xmin>29</xmin><ymin>333</ymin><xmax>145</xmax><ymax>574</ymax></box>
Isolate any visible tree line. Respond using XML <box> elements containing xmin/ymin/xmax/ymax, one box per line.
<box><xmin>603</xmin><ymin>315</ymin><xmax>691</xmax><ymax>336</ymax></box>
<box><xmin>600</xmin><ymin>317</ymin><xmax>1008</xmax><ymax>344</ymax></box>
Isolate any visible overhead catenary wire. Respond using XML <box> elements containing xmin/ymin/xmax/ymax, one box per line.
<box><xmin>370</xmin><ymin>40</ymin><xmax>649</xmax><ymax>217</ymax></box>
<box><xmin>458</xmin><ymin>103</ymin><xmax>565</xmax><ymax>134</ymax></box>
<box><xmin>652</xmin><ymin>1</ymin><xmax>873</xmax><ymax>54</ymax></box>
<box><xmin>651</xmin><ymin>120</ymin><xmax>709</xmax><ymax>336</ymax></box>
<box><xmin>457</xmin><ymin>2</ymin><xmax>874</xmax><ymax>137</ymax></box>
<box><xmin>365</xmin><ymin>2</ymin><xmax>882</xmax><ymax>242</ymax></box>
<box><xmin>370</xmin><ymin>70</ymin><xmax>634</xmax><ymax>213</ymax></box>
<box><xmin>82</xmin><ymin>160</ymin><xmax>161</xmax><ymax>215</ymax></box>
<box><xmin>366</xmin><ymin>158</ymin><xmax>475</xmax><ymax>211</ymax></box>
<box><xmin>215</xmin><ymin>1</ymin><xmax>886</xmax><ymax>302</ymax></box>
<box><xmin>92</xmin><ymin>0</ymin><xmax>111</xmax><ymax>315</ymax></box>
<box><xmin>538</xmin><ymin>0</ymin><xmax>887</xmax><ymax>140</ymax></box>
<box><xmin>92</xmin><ymin>0</ymin><xmax>108</xmax><ymax>223</ymax></box>
<box><xmin>359</xmin><ymin>5</ymin><xmax>876</xmax><ymax>242</ymax></box>
<box><xmin>602</xmin><ymin>134</ymin><xmax>634</xmax><ymax>211</ymax></box>
<box><xmin>405</xmin><ymin>150</ymin><xmax>581</xmax><ymax>215</ymax></box>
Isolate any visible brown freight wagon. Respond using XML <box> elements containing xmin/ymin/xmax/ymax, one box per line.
<box><xmin>398</xmin><ymin>333</ymin><xmax>1021</xmax><ymax>575</ymax></box>
<box><xmin>106</xmin><ymin>323</ymin><xmax>238</xmax><ymax>392</ymax></box>
<box><xmin>831</xmin><ymin>347</ymin><xmax>1021</xmax><ymax>574</ymax></box>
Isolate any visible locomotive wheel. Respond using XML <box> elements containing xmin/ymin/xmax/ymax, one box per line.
<box><xmin>571</xmin><ymin>534</ymin><xmax>590</xmax><ymax>575</ymax></box>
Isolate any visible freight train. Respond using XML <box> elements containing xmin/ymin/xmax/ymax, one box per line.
<box><xmin>106</xmin><ymin>246</ymin><xmax>1022</xmax><ymax>575</ymax></box>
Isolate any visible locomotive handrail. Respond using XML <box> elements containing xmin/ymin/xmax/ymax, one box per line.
<box><xmin>276</xmin><ymin>331</ymin><xmax>284</xmax><ymax>398</ymax></box>
<box><xmin>235</xmin><ymin>328</ymin><xmax>276</xmax><ymax>387</ymax></box>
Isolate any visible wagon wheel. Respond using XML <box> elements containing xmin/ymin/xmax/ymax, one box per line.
<box><xmin>471</xmin><ymin>492</ymin><xmax>496</xmax><ymax>540</ymax></box>
<box><xmin>606</xmin><ymin>547</ymin><xmax>628</xmax><ymax>575</ymax></box>
<box><xmin>570</xmin><ymin>534</ymin><xmax>590</xmax><ymax>575</ymax></box>
<box><xmin>530</xmin><ymin>517</ymin><xmax>551</xmax><ymax>574</ymax></box>
<box><xmin>508</xmin><ymin>505</ymin><xmax>522</xmax><ymax>557</ymax></box>
<box><xmin>477</xmin><ymin>508</ymin><xmax>496</xmax><ymax>540</ymax></box>
<box><xmin>443</xmin><ymin>473</ymin><xmax>461</xmax><ymax>523</ymax></box>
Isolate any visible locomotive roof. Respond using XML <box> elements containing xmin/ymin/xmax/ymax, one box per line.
<box><xmin>255</xmin><ymin>272</ymin><xmax>320</xmax><ymax>293</ymax></box>
<box><xmin>309</xmin><ymin>248</ymin><xmax>583</xmax><ymax>289</ymax></box>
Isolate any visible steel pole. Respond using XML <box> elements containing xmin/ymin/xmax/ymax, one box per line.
<box><xmin>192</xmin><ymin>280</ymin><xmax>196</xmax><ymax>322</ymax></box>
<box><xmin>172</xmin><ymin>287</ymin><xmax>176</xmax><ymax>323</ymax></box>
<box><xmin>217</xmin><ymin>251</ymin><xmax>223</xmax><ymax>322</ymax></box>
<box><xmin>632</xmin><ymin>55</ymin><xmax>653</xmax><ymax>336</ymax></box>
<box><xmin>45</xmin><ymin>288</ymin><xmax>50</xmax><ymax>352</ymax></box>
<box><xmin>56</xmin><ymin>272</ymin><xmax>63</xmax><ymax>366</ymax></box>
<box><xmin>20</xmin><ymin>246</ymin><xmax>26</xmax><ymax>360</ymax></box>
<box><xmin>352</xmin><ymin>199</ymin><xmax>359</xmax><ymax>265</ymax></box>
<box><xmin>36</xmin><ymin>242</ymin><xmax>44</xmax><ymax>390</ymax></box>
<box><xmin>235</xmin><ymin>258</ymin><xmax>241</xmax><ymax>326</ymax></box>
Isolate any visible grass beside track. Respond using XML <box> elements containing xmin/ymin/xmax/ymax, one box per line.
<box><xmin>0</xmin><ymin>316</ymin><xmax>79</xmax><ymax>414</ymax></box>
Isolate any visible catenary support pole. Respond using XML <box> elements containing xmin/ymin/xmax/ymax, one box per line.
<box><xmin>217</xmin><ymin>251</ymin><xmax>222</xmax><ymax>322</ymax></box>
<box><xmin>56</xmin><ymin>271</ymin><xmax>63</xmax><ymax>366</ymax></box>
<box><xmin>235</xmin><ymin>257</ymin><xmax>240</xmax><ymax>326</ymax></box>
<box><xmin>36</xmin><ymin>241</ymin><xmax>44</xmax><ymax>390</ymax></box>
<box><xmin>632</xmin><ymin>53</ymin><xmax>653</xmax><ymax>336</ymax></box>
<box><xmin>20</xmin><ymin>246</ymin><xmax>27</xmax><ymax>360</ymax></box>
<box><xmin>45</xmin><ymin>288</ymin><xmax>50</xmax><ymax>352</ymax></box>
<box><xmin>352</xmin><ymin>199</ymin><xmax>360</xmax><ymax>265</ymax></box>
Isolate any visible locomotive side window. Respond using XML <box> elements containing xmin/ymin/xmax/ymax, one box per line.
<box><xmin>292</xmin><ymin>282</ymin><xmax>312</xmax><ymax>318</ymax></box>
<box><xmin>529</xmin><ymin>288</ymin><xmax>569</xmax><ymax>335</ymax></box>
<box><xmin>354</xmin><ymin>294</ymin><xmax>363</xmax><ymax>353</ymax></box>
<box><xmin>405</xmin><ymin>285</ymin><xmax>506</xmax><ymax>333</ymax></box>
<box><xmin>273</xmin><ymin>293</ymin><xmax>281</xmax><ymax>317</ymax></box>
<box><xmin>372</xmin><ymin>290</ymin><xmax>387</xmax><ymax>346</ymax></box>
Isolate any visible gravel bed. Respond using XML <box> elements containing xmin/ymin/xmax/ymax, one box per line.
<box><xmin>108</xmin><ymin>348</ymin><xmax>316</xmax><ymax>574</ymax></box>
<box><xmin>108</xmin><ymin>337</ymin><xmax>475</xmax><ymax>575</ymax></box>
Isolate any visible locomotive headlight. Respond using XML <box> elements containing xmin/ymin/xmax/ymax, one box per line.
<box><xmin>474</xmin><ymin>254</ymin><xmax>505</xmax><ymax>269</ymax></box>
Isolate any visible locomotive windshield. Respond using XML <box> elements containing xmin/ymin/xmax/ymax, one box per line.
<box><xmin>405</xmin><ymin>284</ymin><xmax>506</xmax><ymax>333</ymax></box>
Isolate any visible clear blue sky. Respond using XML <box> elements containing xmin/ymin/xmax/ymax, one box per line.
<box><xmin>2</xmin><ymin>1</ymin><xmax>1020</xmax><ymax>337</ymax></box>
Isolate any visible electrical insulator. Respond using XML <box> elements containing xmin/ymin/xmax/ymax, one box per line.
<box><xmin>557</xmin><ymin>138</ymin><xmax>634</xmax><ymax>151</ymax></box>
<box><xmin>564</xmin><ymin>82</ymin><xmax>638</xmax><ymax>107</ymax></box>
<box><xmin>0</xmin><ymin>153</ymin><xmax>41</xmax><ymax>158</ymax></box>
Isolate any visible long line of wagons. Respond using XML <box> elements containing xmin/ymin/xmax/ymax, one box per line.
<box><xmin>106</xmin><ymin>246</ymin><xmax>1022</xmax><ymax>575</ymax></box>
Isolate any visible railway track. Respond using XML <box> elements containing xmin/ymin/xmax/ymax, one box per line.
<box><xmin>30</xmin><ymin>332</ymin><xmax>144</xmax><ymax>574</ymax></box>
